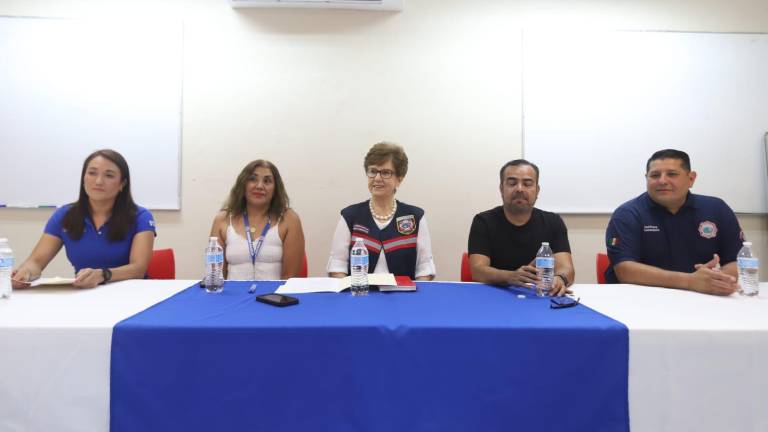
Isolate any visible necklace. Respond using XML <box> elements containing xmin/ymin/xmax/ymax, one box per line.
<box><xmin>369</xmin><ymin>198</ymin><xmax>397</xmax><ymax>221</ymax></box>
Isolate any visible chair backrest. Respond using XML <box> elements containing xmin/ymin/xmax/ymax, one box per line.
<box><xmin>147</xmin><ymin>248</ymin><xmax>176</xmax><ymax>280</ymax></box>
<box><xmin>596</xmin><ymin>253</ymin><xmax>610</xmax><ymax>284</ymax></box>
<box><xmin>298</xmin><ymin>253</ymin><xmax>308</xmax><ymax>278</ymax></box>
<box><xmin>461</xmin><ymin>252</ymin><xmax>473</xmax><ymax>282</ymax></box>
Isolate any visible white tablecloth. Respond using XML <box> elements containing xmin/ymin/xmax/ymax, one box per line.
<box><xmin>0</xmin><ymin>280</ymin><xmax>191</xmax><ymax>432</ymax></box>
<box><xmin>1</xmin><ymin>280</ymin><xmax>766</xmax><ymax>432</ymax></box>
<box><xmin>575</xmin><ymin>283</ymin><xmax>768</xmax><ymax>432</ymax></box>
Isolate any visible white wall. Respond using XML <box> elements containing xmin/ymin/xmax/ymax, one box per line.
<box><xmin>1</xmin><ymin>0</ymin><xmax>766</xmax><ymax>282</ymax></box>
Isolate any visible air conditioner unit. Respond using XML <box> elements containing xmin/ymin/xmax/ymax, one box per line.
<box><xmin>229</xmin><ymin>0</ymin><xmax>403</xmax><ymax>11</ymax></box>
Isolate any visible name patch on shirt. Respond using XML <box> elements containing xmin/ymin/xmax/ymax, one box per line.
<box><xmin>698</xmin><ymin>221</ymin><xmax>718</xmax><ymax>239</ymax></box>
<box><xmin>396</xmin><ymin>215</ymin><xmax>416</xmax><ymax>235</ymax></box>
<box><xmin>643</xmin><ymin>225</ymin><xmax>660</xmax><ymax>232</ymax></box>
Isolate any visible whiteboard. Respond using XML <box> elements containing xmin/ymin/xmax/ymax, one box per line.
<box><xmin>523</xmin><ymin>30</ymin><xmax>768</xmax><ymax>214</ymax></box>
<box><xmin>0</xmin><ymin>17</ymin><xmax>182</xmax><ymax>209</ymax></box>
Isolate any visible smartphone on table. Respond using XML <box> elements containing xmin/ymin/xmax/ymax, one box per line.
<box><xmin>256</xmin><ymin>293</ymin><xmax>299</xmax><ymax>307</ymax></box>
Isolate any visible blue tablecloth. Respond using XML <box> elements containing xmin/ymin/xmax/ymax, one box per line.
<box><xmin>111</xmin><ymin>281</ymin><xmax>628</xmax><ymax>432</ymax></box>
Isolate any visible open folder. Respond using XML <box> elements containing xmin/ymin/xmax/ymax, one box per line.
<box><xmin>275</xmin><ymin>273</ymin><xmax>415</xmax><ymax>294</ymax></box>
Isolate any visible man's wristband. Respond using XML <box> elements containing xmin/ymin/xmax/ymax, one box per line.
<box><xmin>555</xmin><ymin>274</ymin><xmax>570</xmax><ymax>287</ymax></box>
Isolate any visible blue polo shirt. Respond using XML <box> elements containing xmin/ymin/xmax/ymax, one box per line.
<box><xmin>605</xmin><ymin>192</ymin><xmax>743</xmax><ymax>283</ymax></box>
<box><xmin>44</xmin><ymin>204</ymin><xmax>156</xmax><ymax>274</ymax></box>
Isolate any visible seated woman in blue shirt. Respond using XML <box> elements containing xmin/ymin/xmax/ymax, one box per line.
<box><xmin>11</xmin><ymin>149</ymin><xmax>155</xmax><ymax>289</ymax></box>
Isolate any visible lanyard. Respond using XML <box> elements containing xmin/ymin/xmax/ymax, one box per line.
<box><xmin>244</xmin><ymin>211</ymin><xmax>272</xmax><ymax>266</ymax></box>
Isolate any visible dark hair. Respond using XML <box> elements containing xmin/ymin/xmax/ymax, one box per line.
<box><xmin>223</xmin><ymin>160</ymin><xmax>290</xmax><ymax>221</ymax></box>
<box><xmin>62</xmin><ymin>149</ymin><xmax>137</xmax><ymax>242</ymax></box>
<box><xmin>364</xmin><ymin>142</ymin><xmax>409</xmax><ymax>178</ymax></box>
<box><xmin>499</xmin><ymin>159</ymin><xmax>540</xmax><ymax>185</ymax></box>
<box><xmin>646</xmin><ymin>149</ymin><xmax>691</xmax><ymax>172</ymax></box>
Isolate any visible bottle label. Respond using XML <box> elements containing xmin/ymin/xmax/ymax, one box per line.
<box><xmin>0</xmin><ymin>257</ymin><xmax>13</xmax><ymax>268</ymax></box>
<box><xmin>205</xmin><ymin>252</ymin><xmax>224</xmax><ymax>265</ymax></box>
<box><xmin>351</xmin><ymin>255</ymin><xmax>368</xmax><ymax>267</ymax></box>
<box><xmin>535</xmin><ymin>257</ymin><xmax>554</xmax><ymax>269</ymax></box>
<box><xmin>738</xmin><ymin>257</ymin><xmax>759</xmax><ymax>269</ymax></box>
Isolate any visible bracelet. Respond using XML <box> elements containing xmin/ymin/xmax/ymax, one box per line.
<box><xmin>555</xmin><ymin>274</ymin><xmax>570</xmax><ymax>287</ymax></box>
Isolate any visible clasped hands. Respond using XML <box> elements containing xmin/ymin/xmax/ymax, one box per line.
<box><xmin>508</xmin><ymin>261</ymin><xmax>569</xmax><ymax>296</ymax></box>
<box><xmin>690</xmin><ymin>254</ymin><xmax>739</xmax><ymax>296</ymax></box>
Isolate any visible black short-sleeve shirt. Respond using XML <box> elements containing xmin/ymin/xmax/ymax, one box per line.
<box><xmin>468</xmin><ymin>206</ymin><xmax>571</xmax><ymax>271</ymax></box>
<box><xmin>604</xmin><ymin>192</ymin><xmax>743</xmax><ymax>283</ymax></box>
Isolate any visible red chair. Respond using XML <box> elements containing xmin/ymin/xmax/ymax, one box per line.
<box><xmin>298</xmin><ymin>253</ymin><xmax>308</xmax><ymax>278</ymax></box>
<box><xmin>461</xmin><ymin>252</ymin><xmax>473</xmax><ymax>282</ymax></box>
<box><xmin>596</xmin><ymin>253</ymin><xmax>610</xmax><ymax>284</ymax></box>
<box><xmin>147</xmin><ymin>248</ymin><xmax>176</xmax><ymax>280</ymax></box>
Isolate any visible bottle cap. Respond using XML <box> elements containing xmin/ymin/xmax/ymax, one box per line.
<box><xmin>743</xmin><ymin>241</ymin><xmax>753</xmax><ymax>246</ymax></box>
<box><xmin>0</xmin><ymin>238</ymin><xmax>7</xmax><ymax>243</ymax></box>
<box><xmin>542</xmin><ymin>242</ymin><xmax>549</xmax><ymax>245</ymax></box>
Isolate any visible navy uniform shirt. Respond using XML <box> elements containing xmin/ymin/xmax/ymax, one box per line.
<box><xmin>604</xmin><ymin>192</ymin><xmax>743</xmax><ymax>283</ymax></box>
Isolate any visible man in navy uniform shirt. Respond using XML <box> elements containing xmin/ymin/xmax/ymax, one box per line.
<box><xmin>605</xmin><ymin>149</ymin><xmax>742</xmax><ymax>295</ymax></box>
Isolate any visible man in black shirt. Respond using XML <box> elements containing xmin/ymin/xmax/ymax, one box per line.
<box><xmin>468</xmin><ymin>159</ymin><xmax>574</xmax><ymax>295</ymax></box>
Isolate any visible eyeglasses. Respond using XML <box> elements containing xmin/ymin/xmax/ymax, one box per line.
<box><xmin>550</xmin><ymin>295</ymin><xmax>580</xmax><ymax>309</ymax></box>
<box><xmin>366</xmin><ymin>168</ymin><xmax>395</xmax><ymax>179</ymax></box>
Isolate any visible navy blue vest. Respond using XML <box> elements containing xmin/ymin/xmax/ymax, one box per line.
<box><xmin>341</xmin><ymin>200</ymin><xmax>424</xmax><ymax>278</ymax></box>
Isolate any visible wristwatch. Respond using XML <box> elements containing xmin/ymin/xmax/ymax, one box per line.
<box><xmin>101</xmin><ymin>268</ymin><xmax>113</xmax><ymax>285</ymax></box>
<box><xmin>555</xmin><ymin>274</ymin><xmax>570</xmax><ymax>287</ymax></box>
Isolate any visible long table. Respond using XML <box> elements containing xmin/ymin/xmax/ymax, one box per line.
<box><xmin>1</xmin><ymin>280</ymin><xmax>766</xmax><ymax>432</ymax></box>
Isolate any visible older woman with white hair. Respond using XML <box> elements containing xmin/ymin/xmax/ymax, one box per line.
<box><xmin>327</xmin><ymin>142</ymin><xmax>435</xmax><ymax>280</ymax></box>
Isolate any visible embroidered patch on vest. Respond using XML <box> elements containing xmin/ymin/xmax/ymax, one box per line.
<box><xmin>396</xmin><ymin>215</ymin><xmax>416</xmax><ymax>235</ymax></box>
<box><xmin>698</xmin><ymin>221</ymin><xmax>718</xmax><ymax>239</ymax></box>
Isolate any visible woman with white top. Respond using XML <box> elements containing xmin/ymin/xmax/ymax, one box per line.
<box><xmin>327</xmin><ymin>142</ymin><xmax>436</xmax><ymax>280</ymax></box>
<box><xmin>209</xmin><ymin>160</ymin><xmax>305</xmax><ymax>280</ymax></box>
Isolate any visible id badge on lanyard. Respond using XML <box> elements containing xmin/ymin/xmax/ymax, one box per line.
<box><xmin>244</xmin><ymin>211</ymin><xmax>272</xmax><ymax>279</ymax></box>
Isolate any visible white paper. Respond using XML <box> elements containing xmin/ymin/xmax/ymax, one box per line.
<box><xmin>275</xmin><ymin>277</ymin><xmax>346</xmax><ymax>294</ymax></box>
<box><xmin>275</xmin><ymin>274</ymin><xmax>398</xmax><ymax>294</ymax></box>
<box><xmin>29</xmin><ymin>277</ymin><xmax>76</xmax><ymax>287</ymax></box>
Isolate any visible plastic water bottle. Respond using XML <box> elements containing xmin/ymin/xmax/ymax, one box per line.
<box><xmin>0</xmin><ymin>238</ymin><xmax>12</xmax><ymax>299</ymax></box>
<box><xmin>535</xmin><ymin>242</ymin><xmax>555</xmax><ymax>297</ymax></box>
<box><xmin>204</xmin><ymin>237</ymin><xmax>224</xmax><ymax>293</ymax></box>
<box><xmin>350</xmin><ymin>237</ymin><xmax>369</xmax><ymax>296</ymax></box>
<box><xmin>737</xmin><ymin>241</ymin><xmax>759</xmax><ymax>297</ymax></box>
